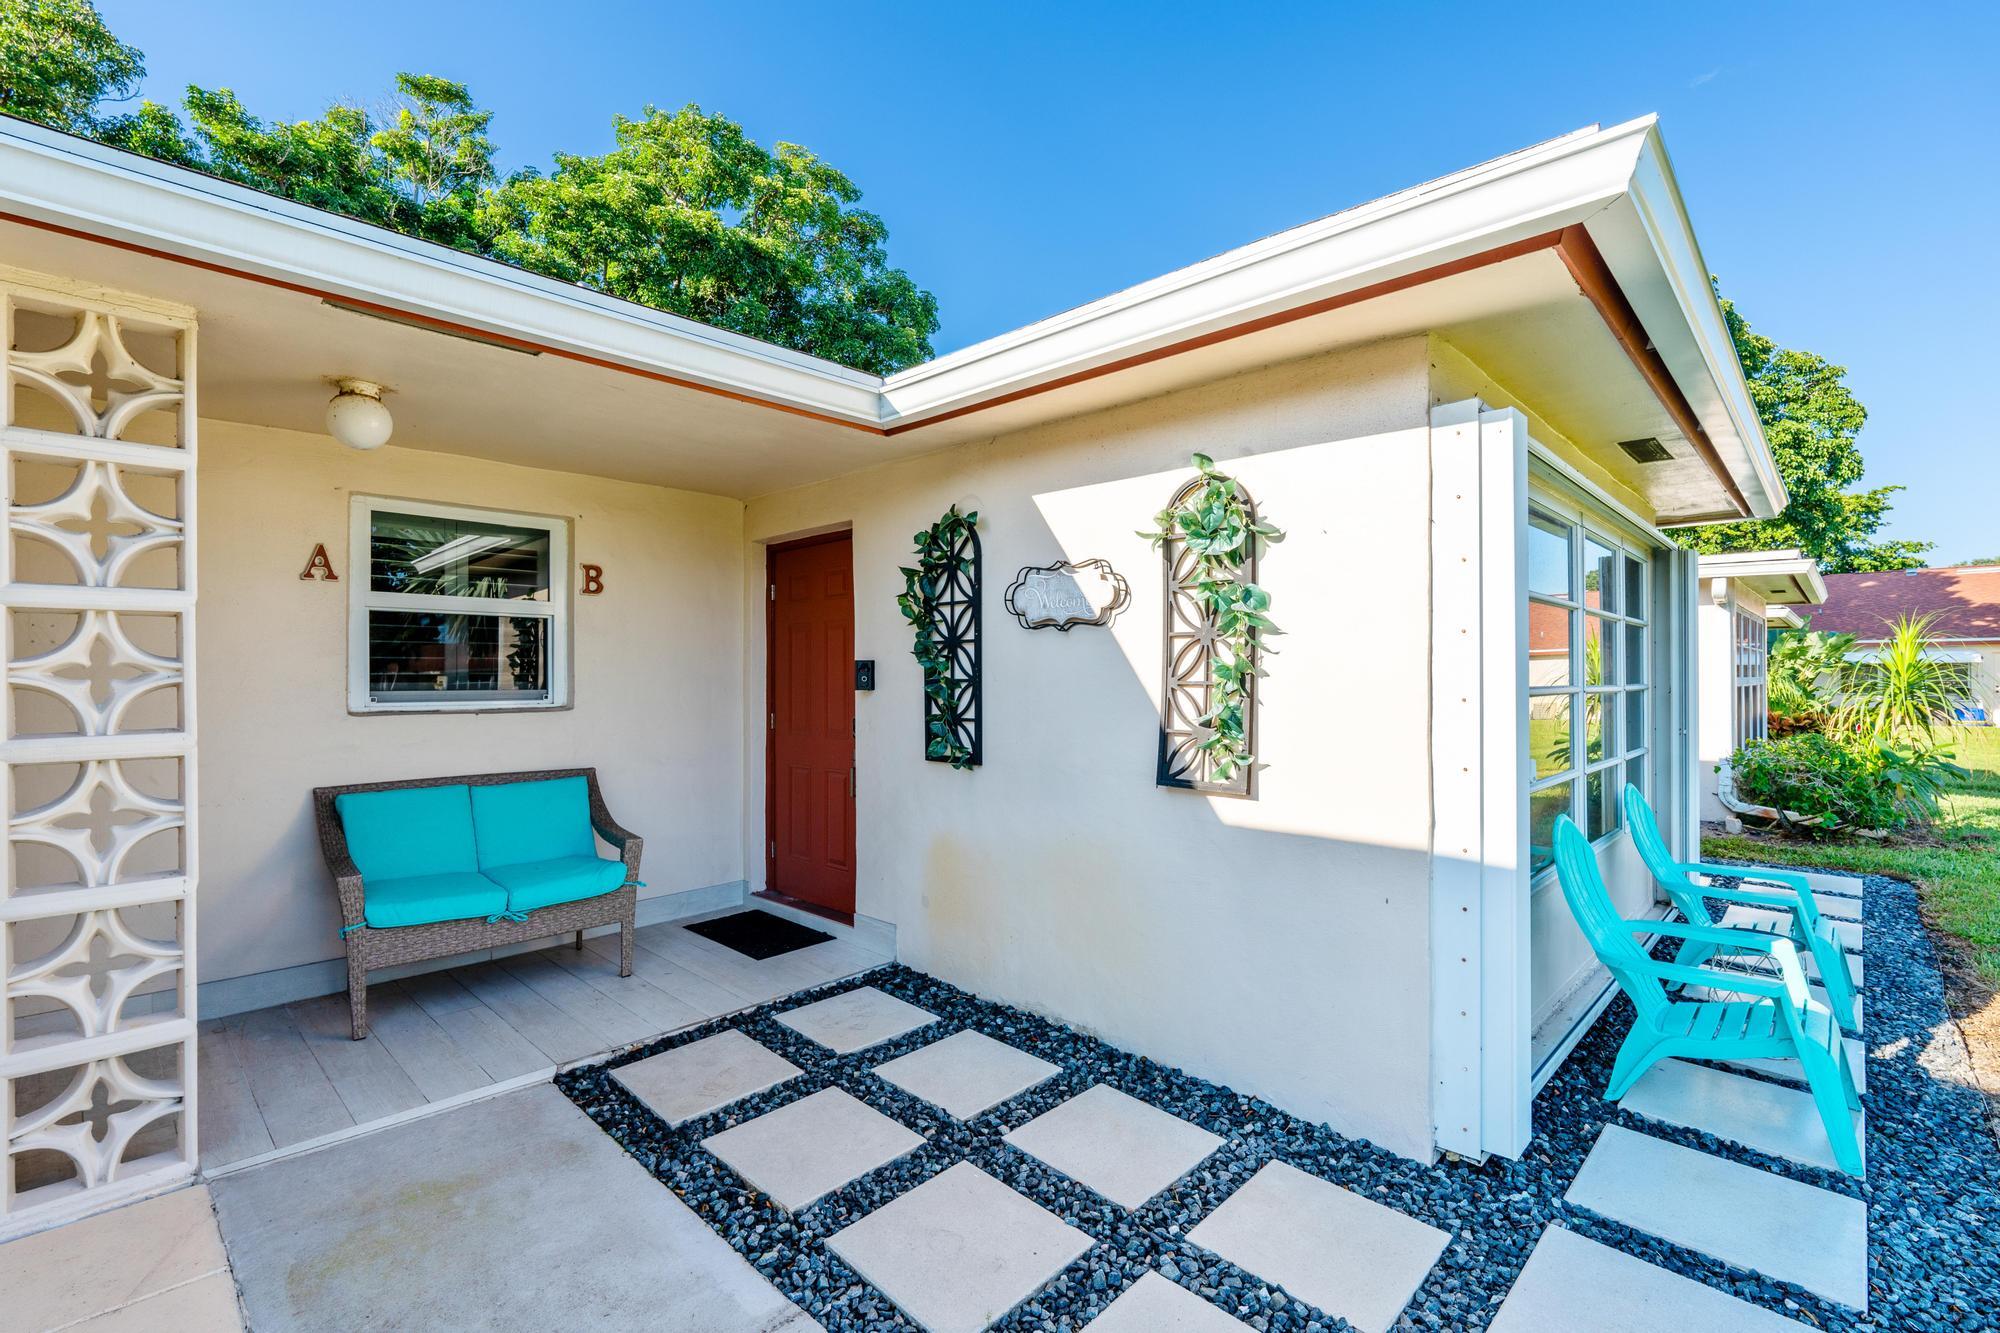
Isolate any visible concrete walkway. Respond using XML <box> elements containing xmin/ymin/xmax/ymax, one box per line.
<box><xmin>209</xmin><ymin>1083</ymin><xmax>816</xmax><ymax>1332</ymax></box>
<box><xmin>1</xmin><ymin>868</ymin><xmax>1884</xmax><ymax>1332</ymax></box>
<box><xmin>1492</xmin><ymin>867</ymin><xmax>1870</xmax><ymax>1328</ymax></box>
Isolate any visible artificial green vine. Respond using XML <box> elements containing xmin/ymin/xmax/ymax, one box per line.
<box><xmin>896</xmin><ymin>505</ymin><xmax>979</xmax><ymax>769</ymax></box>
<box><xmin>1141</xmin><ymin>453</ymin><xmax>1284</xmax><ymax>783</ymax></box>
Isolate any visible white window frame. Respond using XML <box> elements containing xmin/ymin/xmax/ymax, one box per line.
<box><xmin>1525</xmin><ymin>486</ymin><xmax>1655</xmax><ymax>883</ymax></box>
<box><xmin>347</xmin><ymin>495</ymin><xmax>571</xmax><ymax>713</ymax></box>
<box><xmin>1732</xmin><ymin>598</ymin><xmax>1768</xmax><ymax>751</ymax></box>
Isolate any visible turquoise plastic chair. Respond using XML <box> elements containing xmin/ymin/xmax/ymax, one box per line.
<box><xmin>1622</xmin><ymin>783</ymin><xmax>1861</xmax><ymax>1034</ymax></box>
<box><xmin>1553</xmin><ymin>816</ymin><xmax>1863</xmax><ymax>1176</ymax></box>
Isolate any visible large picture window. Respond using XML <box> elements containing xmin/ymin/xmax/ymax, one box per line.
<box><xmin>1527</xmin><ymin>504</ymin><xmax>1650</xmax><ymax>873</ymax></box>
<box><xmin>348</xmin><ymin>498</ymin><xmax>569</xmax><ymax>712</ymax></box>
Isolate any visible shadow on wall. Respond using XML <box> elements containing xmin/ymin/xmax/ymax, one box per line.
<box><xmin>852</xmin><ymin>434</ymin><xmax>1442</xmax><ymax>1158</ymax></box>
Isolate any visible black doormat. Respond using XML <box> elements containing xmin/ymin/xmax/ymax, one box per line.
<box><xmin>686</xmin><ymin>910</ymin><xmax>834</xmax><ymax>960</ymax></box>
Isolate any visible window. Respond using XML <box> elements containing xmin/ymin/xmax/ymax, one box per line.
<box><xmin>348</xmin><ymin>498</ymin><xmax>569</xmax><ymax>711</ymax></box>
<box><xmin>1732</xmin><ymin>602</ymin><xmax>1767</xmax><ymax>751</ymax></box>
<box><xmin>1527</xmin><ymin>504</ymin><xmax>1651</xmax><ymax>873</ymax></box>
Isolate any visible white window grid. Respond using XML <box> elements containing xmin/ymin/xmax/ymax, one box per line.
<box><xmin>1732</xmin><ymin>602</ymin><xmax>1768</xmax><ymax>751</ymax></box>
<box><xmin>1528</xmin><ymin>506</ymin><xmax>1651</xmax><ymax>874</ymax></box>
<box><xmin>347</xmin><ymin>496</ymin><xmax>571</xmax><ymax>713</ymax></box>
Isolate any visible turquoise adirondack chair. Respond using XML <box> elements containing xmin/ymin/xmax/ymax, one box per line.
<box><xmin>1622</xmin><ymin>783</ymin><xmax>1861</xmax><ymax>1034</ymax></box>
<box><xmin>1552</xmin><ymin>816</ymin><xmax>1863</xmax><ymax>1176</ymax></box>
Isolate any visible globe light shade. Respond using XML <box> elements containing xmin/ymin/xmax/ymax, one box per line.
<box><xmin>326</xmin><ymin>379</ymin><xmax>392</xmax><ymax>450</ymax></box>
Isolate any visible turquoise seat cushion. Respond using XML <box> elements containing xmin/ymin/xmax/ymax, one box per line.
<box><xmin>486</xmin><ymin>856</ymin><xmax>628</xmax><ymax>914</ymax></box>
<box><xmin>469</xmin><ymin>777</ymin><xmax>597</xmax><ymax>870</ymax></box>
<box><xmin>336</xmin><ymin>785</ymin><xmax>478</xmax><ymax>881</ymax></box>
<box><xmin>361</xmin><ymin>871</ymin><xmax>507</xmax><ymax>929</ymax></box>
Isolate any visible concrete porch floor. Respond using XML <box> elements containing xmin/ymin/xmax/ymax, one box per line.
<box><xmin>211</xmin><ymin>1082</ymin><xmax>817</xmax><ymax>1332</ymax></box>
<box><xmin>198</xmin><ymin>911</ymin><xmax>893</xmax><ymax>1174</ymax></box>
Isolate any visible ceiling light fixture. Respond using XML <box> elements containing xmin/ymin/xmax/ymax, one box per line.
<box><xmin>326</xmin><ymin>378</ymin><xmax>393</xmax><ymax>450</ymax></box>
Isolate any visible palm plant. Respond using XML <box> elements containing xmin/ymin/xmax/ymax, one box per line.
<box><xmin>1835</xmin><ymin>613</ymin><xmax>1965</xmax><ymax>747</ymax></box>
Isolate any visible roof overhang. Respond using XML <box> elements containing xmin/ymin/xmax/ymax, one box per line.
<box><xmin>1698</xmin><ymin>549</ymin><xmax>1827</xmax><ymax>605</ymax></box>
<box><xmin>0</xmin><ymin>113</ymin><xmax>1783</xmax><ymax>514</ymax></box>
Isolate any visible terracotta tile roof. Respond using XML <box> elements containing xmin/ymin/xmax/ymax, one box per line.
<box><xmin>1806</xmin><ymin>566</ymin><xmax>2000</xmax><ymax>641</ymax></box>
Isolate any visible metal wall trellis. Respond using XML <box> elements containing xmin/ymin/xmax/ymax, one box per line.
<box><xmin>1156</xmin><ymin>477</ymin><xmax>1256</xmax><ymax>796</ymax></box>
<box><xmin>924</xmin><ymin>525</ymin><xmax>981</xmax><ymax>767</ymax></box>
<box><xmin>1</xmin><ymin>276</ymin><xmax>200</xmax><ymax>1239</ymax></box>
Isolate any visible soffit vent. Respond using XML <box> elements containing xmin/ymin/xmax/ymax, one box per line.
<box><xmin>1616</xmin><ymin>436</ymin><xmax>1673</xmax><ymax>464</ymax></box>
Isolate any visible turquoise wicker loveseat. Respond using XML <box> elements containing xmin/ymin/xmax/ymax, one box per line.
<box><xmin>312</xmin><ymin>768</ymin><xmax>642</xmax><ymax>1039</ymax></box>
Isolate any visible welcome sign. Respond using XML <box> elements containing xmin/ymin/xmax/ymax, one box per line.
<box><xmin>1003</xmin><ymin>559</ymin><xmax>1130</xmax><ymax>631</ymax></box>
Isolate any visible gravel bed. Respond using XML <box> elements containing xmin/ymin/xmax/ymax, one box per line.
<box><xmin>558</xmin><ymin>873</ymin><xmax>1999</xmax><ymax>1331</ymax></box>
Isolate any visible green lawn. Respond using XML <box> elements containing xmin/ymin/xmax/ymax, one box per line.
<box><xmin>1704</xmin><ymin>728</ymin><xmax>2000</xmax><ymax>986</ymax></box>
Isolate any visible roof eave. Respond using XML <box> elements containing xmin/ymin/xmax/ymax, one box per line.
<box><xmin>1583</xmin><ymin>126</ymin><xmax>1785</xmax><ymax>521</ymax></box>
<box><xmin>1698</xmin><ymin>549</ymin><xmax>1826</xmax><ymax>605</ymax></box>
<box><xmin>879</xmin><ymin>118</ymin><xmax>1660</xmax><ymax>425</ymax></box>
<box><xmin>0</xmin><ymin>115</ymin><xmax>888</xmax><ymax>424</ymax></box>
<box><xmin>0</xmin><ymin>113</ymin><xmax>1790</xmax><ymax>516</ymax></box>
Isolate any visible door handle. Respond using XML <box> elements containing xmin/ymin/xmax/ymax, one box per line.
<box><xmin>849</xmin><ymin>766</ymin><xmax>856</xmax><ymax>799</ymax></box>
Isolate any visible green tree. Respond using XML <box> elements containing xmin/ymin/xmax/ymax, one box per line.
<box><xmin>0</xmin><ymin>5</ymin><xmax>937</xmax><ymax>372</ymax></box>
<box><xmin>483</xmin><ymin>105</ymin><xmax>936</xmax><ymax>374</ymax></box>
<box><xmin>1677</xmin><ymin>294</ymin><xmax>1928</xmax><ymax>573</ymax></box>
<box><xmin>179</xmin><ymin>88</ymin><xmax>404</xmax><ymax>226</ymax></box>
<box><xmin>369</xmin><ymin>74</ymin><xmax>497</xmax><ymax>249</ymax></box>
<box><xmin>0</xmin><ymin>0</ymin><xmax>141</xmax><ymax>132</ymax></box>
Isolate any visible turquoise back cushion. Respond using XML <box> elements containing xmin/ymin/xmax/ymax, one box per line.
<box><xmin>335</xmin><ymin>785</ymin><xmax>478</xmax><ymax>881</ymax></box>
<box><xmin>470</xmin><ymin>776</ymin><xmax>597</xmax><ymax>869</ymax></box>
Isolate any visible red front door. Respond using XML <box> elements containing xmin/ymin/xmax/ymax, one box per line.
<box><xmin>766</xmin><ymin>533</ymin><xmax>856</xmax><ymax>914</ymax></box>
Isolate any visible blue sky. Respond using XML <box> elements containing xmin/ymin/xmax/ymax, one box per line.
<box><xmin>100</xmin><ymin>2</ymin><xmax>1993</xmax><ymax>561</ymax></box>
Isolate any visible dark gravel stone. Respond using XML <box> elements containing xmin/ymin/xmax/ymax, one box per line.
<box><xmin>557</xmin><ymin>869</ymin><xmax>2000</xmax><ymax>1330</ymax></box>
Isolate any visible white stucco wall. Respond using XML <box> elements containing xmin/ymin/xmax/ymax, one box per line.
<box><xmin>192</xmin><ymin>421</ymin><xmax>748</xmax><ymax>992</ymax></box>
<box><xmin>1698</xmin><ymin>579</ymin><xmax>1765</xmax><ymax>820</ymax></box>
<box><xmin>743</xmin><ymin>337</ymin><xmax>1440</xmax><ymax>1160</ymax></box>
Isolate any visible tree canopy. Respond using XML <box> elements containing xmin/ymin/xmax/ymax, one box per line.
<box><xmin>1675</xmin><ymin>293</ymin><xmax>1927</xmax><ymax>573</ymax></box>
<box><xmin>0</xmin><ymin>0</ymin><xmax>140</xmax><ymax>132</ymax></box>
<box><xmin>0</xmin><ymin>0</ymin><xmax>938</xmax><ymax>374</ymax></box>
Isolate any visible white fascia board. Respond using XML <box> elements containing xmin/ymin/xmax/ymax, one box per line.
<box><xmin>879</xmin><ymin>120</ymin><xmax>1660</xmax><ymax>424</ymax></box>
<box><xmin>1586</xmin><ymin>129</ymin><xmax>1786</xmax><ymax>519</ymax></box>
<box><xmin>0</xmin><ymin>118</ymin><xmax>886</xmax><ymax>423</ymax></box>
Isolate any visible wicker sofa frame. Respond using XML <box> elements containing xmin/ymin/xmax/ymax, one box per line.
<box><xmin>312</xmin><ymin>767</ymin><xmax>641</xmax><ymax>1040</ymax></box>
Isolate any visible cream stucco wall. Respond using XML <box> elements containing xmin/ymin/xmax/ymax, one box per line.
<box><xmin>743</xmin><ymin>337</ymin><xmax>1441</xmax><ymax>1159</ymax></box>
<box><xmin>194</xmin><ymin>421</ymin><xmax>747</xmax><ymax>989</ymax></box>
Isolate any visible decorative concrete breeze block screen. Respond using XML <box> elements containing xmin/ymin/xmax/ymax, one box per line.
<box><xmin>0</xmin><ymin>275</ymin><xmax>199</xmax><ymax>1238</ymax></box>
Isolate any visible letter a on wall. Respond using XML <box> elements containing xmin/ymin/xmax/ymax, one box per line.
<box><xmin>300</xmin><ymin>543</ymin><xmax>338</xmax><ymax>581</ymax></box>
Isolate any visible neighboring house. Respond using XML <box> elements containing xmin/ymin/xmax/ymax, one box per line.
<box><xmin>1694</xmin><ymin>550</ymin><xmax>1826</xmax><ymax>821</ymax></box>
<box><xmin>1808</xmin><ymin>566</ymin><xmax>2000</xmax><ymax>722</ymax></box>
<box><xmin>0</xmin><ymin>112</ymin><xmax>1784</xmax><ymax>1237</ymax></box>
